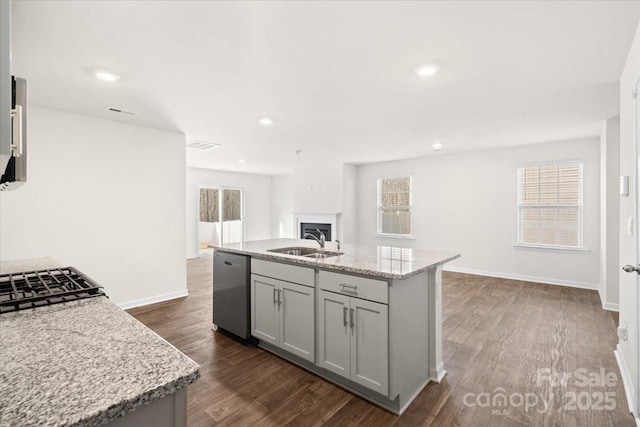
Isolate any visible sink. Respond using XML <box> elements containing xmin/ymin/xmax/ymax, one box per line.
<box><xmin>302</xmin><ymin>251</ymin><xmax>343</xmax><ymax>258</ymax></box>
<box><xmin>267</xmin><ymin>246</ymin><xmax>320</xmax><ymax>256</ymax></box>
<box><xmin>267</xmin><ymin>246</ymin><xmax>343</xmax><ymax>258</ymax></box>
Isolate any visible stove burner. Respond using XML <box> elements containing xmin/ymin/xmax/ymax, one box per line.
<box><xmin>0</xmin><ymin>267</ymin><xmax>106</xmax><ymax>314</ymax></box>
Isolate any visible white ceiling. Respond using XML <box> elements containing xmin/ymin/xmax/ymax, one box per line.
<box><xmin>11</xmin><ymin>1</ymin><xmax>640</xmax><ymax>175</ymax></box>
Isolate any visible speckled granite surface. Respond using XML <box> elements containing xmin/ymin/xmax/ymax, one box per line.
<box><xmin>0</xmin><ymin>257</ymin><xmax>60</xmax><ymax>274</ymax></box>
<box><xmin>213</xmin><ymin>238</ymin><xmax>460</xmax><ymax>280</ymax></box>
<box><xmin>0</xmin><ymin>296</ymin><xmax>200</xmax><ymax>427</ymax></box>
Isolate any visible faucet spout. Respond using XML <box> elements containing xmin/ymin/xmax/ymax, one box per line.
<box><xmin>303</xmin><ymin>229</ymin><xmax>326</xmax><ymax>249</ymax></box>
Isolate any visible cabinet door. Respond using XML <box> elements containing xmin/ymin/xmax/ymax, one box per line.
<box><xmin>350</xmin><ymin>298</ymin><xmax>389</xmax><ymax>395</ymax></box>
<box><xmin>279</xmin><ymin>281</ymin><xmax>315</xmax><ymax>362</ymax></box>
<box><xmin>318</xmin><ymin>290</ymin><xmax>350</xmax><ymax>378</ymax></box>
<box><xmin>251</xmin><ymin>275</ymin><xmax>279</xmax><ymax>346</ymax></box>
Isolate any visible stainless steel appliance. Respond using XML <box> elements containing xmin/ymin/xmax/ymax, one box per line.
<box><xmin>0</xmin><ymin>0</ymin><xmax>28</xmax><ymax>191</ymax></box>
<box><xmin>0</xmin><ymin>267</ymin><xmax>107</xmax><ymax>314</ymax></box>
<box><xmin>0</xmin><ymin>76</ymin><xmax>27</xmax><ymax>190</ymax></box>
<box><xmin>213</xmin><ymin>251</ymin><xmax>250</xmax><ymax>339</ymax></box>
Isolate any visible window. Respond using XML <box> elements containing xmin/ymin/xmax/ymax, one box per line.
<box><xmin>377</xmin><ymin>177</ymin><xmax>412</xmax><ymax>237</ymax></box>
<box><xmin>199</xmin><ymin>187</ymin><xmax>243</xmax><ymax>254</ymax></box>
<box><xmin>517</xmin><ymin>162</ymin><xmax>583</xmax><ymax>248</ymax></box>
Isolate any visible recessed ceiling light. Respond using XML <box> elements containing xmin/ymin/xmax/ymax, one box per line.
<box><xmin>238</xmin><ymin>159</ymin><xmax>246</xmax><ymax>163</ymax></box>
<box><xmin>432</xmin><ymin>142</ymin><xmax>443</xmax><ymax>151</ymax></box>
<box><xmin>415</xmin><ymin>64</ymin><xmax>440</xmax><ymax>77</ymax></box>
<box><xmin>258</xmin><ymin>117</ymin><xmax>273</xmax><ymax>126</ymax></box>
<box><xmin>96</xmin><ymin>71</ymin><xmax>120</xmax><ymax>82</ymax></box>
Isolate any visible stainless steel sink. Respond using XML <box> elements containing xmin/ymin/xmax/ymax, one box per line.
<box><xmin>303</xmin><ymin>251</ymin><xmax>343</xmax><ymax>259</ymax></box>
<box><xmin>267</xmin><ymin>246</ymin><xmax>343</xmax><ymax>258</ymax></box>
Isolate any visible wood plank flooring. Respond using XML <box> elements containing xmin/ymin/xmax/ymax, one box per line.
<box><xmin>128</xmin><ymin>258</ymin><xmax>635</xmax><ymax>426</ymax></box>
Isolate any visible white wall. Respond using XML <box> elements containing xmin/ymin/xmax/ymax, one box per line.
<box><xmin>293</xmin><ymin>162</ymin><xmax>344</xmax><ymax>214</ymax></box>
<box><xmin>618</xmin><ymin>21</ymin><xmax>640</xmax><ymax>417</ymax></box>
<box><xmin>271</xmin><ymin>164</ymin><xmax>356</xmax><ymax>243</ymax></box>
<box><xmin>341</xmin><ymin>164</ymin><xmax>357</xmax><ymax>244</ymax></box>
<box><xmin>0</xmin><ymin>107</ymin><xmax>187</xmax><ymax>306</ymax></box>
<box><xmin>186</xmin><ymin>167</ymin><xmax>272</xmax><ymax>258</ymax></box>
<box><xmin>600</xmin><ymin>116</ymin><xmax>621</xmax><ymax>311</ymax></box>
<box><xmin>271</xmin><ymin>174</ymin><xmax>295</xmax><ymax>239</ymax></box>
<box><xmin>356</xmin><ymin>138</ymin><xmax>601</xmax><ymax>288</ymax></box>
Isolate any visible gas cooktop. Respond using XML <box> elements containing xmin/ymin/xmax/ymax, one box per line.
<box><xmin>0</xmin><ymin>267</ymin><xmax>106</xmax><ymax>314</ymax></box>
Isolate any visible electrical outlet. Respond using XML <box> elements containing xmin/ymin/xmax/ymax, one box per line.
<box><xmin>618</xmin><ymin>320</ymin><xmax>629</xmax><ymax>342</ymax></box>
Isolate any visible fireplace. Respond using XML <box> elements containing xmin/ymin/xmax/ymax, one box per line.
<box><xmin>301</xmin><ymin>222</ymin><xmax>332</xmax><ymax>241</ymax></box>
<box><xmin>296</xmin><ymin>214</ymin><xmax>337</xmax><ymax>242</ymax></box>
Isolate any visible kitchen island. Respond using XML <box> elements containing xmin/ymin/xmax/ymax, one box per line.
<box><xmin>0</xmin><ymin>259</ymin><xmax>200</xmax><ymax>427</ymax></box>
<box><xmin>213</xmin><ymin>238</ymin><xmax>460</xmax><ymax>414</ymax></box>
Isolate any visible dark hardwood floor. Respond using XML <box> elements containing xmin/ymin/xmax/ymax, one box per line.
<box><xmin>128</xmin><ymin>258</ymin><xmax>635</xmax><ymax>426</ymax></box>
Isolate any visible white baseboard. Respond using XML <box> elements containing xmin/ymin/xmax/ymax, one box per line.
<box><xmin>186</xmin><ymin>254</ymin><xmax>213</xmax><ymax>260</ymax></box>
<box><xmin>117</xmin><ymin>289</ymin><xmax>189</xmax><ymax>310</ymax></box>
<box><xmin>597</xmin><ymin>287</ymin><xmax>620</xmax><ymax>311</ymax></box>
<box><xmin>615</xmin><ymin>344</ymin><xmax>635</xmax><ymax>414</ymax></box>
<box><xmin>602</xmin><ymin>301</ymin><xmax>620</xmax><ymax>312</ymax></box>
<box><xmin>442</xmin><ymin>266</ymin><xmax>598</xmax><ymax>291</ymax></box>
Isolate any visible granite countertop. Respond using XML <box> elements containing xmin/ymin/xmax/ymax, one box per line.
<box><xmin>0</xmin><ymin>262</ymin><xmax>200</xmax><ymax>426</ymax></box>
<box><xmin>0</xmin><ymin>257</ymin><xmax>60</xmax><ymax>274</ymax></box>
<box><xmin>213</xmin><ymin>238</ymin><xmax>460</xmax><ymax>280</ymax></box>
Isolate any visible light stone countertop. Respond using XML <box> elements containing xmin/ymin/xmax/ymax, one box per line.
<box><xmin>213</xmin><ymin>238</ymin><xmax>460</xmax><ymax>280</ymax></box>
<box><xmin>0</xmin><ymin>257</ymin><xmax>60</xmax><ymax>274</ymax></box>
<box><xmin>0</xmin><ymin>261</ymin><xmax>200</xmax><ymax>427</ymax></box>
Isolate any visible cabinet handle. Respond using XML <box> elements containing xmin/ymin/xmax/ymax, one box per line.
<box><xmin>350</xmin><ymin>308</ymin><xmax>354</xmax><ymax>333</ymax></box>
<box><xmin>278</xmin><ymin>289</ymin><xmax>282</xmax><ymax>306</ymax></box>
<box><xmin>340</xmin><ymin>283</ymin><xmax>358</xmax><ymax>293</ymax></box>
<box><xmin>343</xmin><ymin>307</ymin><xmax>348</xmax><ymax>327</ymax></box>
<box><xmin>10</xmin><ymin>105</ymin><xmax>23</xmax><ymax>157</ymax></box>
<box><xmin>273</xmin><ymin>288</ymin><xmax>277</xmax><ymax>304</ymax></box>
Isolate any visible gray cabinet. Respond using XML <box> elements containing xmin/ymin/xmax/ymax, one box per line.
<box><xmin>318</xmin><ymin>291</ymin><xmax>350</xmax><ymax>377</ymax></box>
<box><xmin>251</xmin><ymin>275</ymin><xmax>279</xmax><ymax>346</ymax></box>
<box><xmin>251</xmin><ymin>274</ymin><xmax>315</xmax><ymax>362</ymax></box>
<box><xmin>318</xmin><ymin>289</ymin><xmax>389</xmax><ymax>395</ymax></box>
<box><xmin>245</xmin><ymin>255</ymin><xmax>446</xmax><ymax>414</ymax></box>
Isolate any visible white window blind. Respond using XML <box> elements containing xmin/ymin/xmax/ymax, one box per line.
<box><xmin>377</xmin><ymin>177</ymin><xmax>412</xmax><ymax>236</ymax></box>
<box><xmin>517</xmin><ymin>162</ymin><xmax>583</xmax><ymax>248</ymax></box>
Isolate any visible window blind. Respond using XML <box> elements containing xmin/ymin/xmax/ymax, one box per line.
<box><xmin>378</xmin><ymin>177</ymin><xmax>411</xmax><ymax>236</ymax></box>
<box><xmin>517</xmin><ymin>163</ymin><xmax>582</xmax><ymax>248</ymax></box>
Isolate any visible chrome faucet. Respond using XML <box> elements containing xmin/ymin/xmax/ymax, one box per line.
<box><xmin>303</xmin><ymin>229</ymin><xmax>325</xmax><ymax>249</ymax></box>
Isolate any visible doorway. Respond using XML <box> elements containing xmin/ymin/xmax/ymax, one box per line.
<box><xmin>198</xmin><ymin>187</ymin><xmax>243</xmax><ymax>256</ymax></box>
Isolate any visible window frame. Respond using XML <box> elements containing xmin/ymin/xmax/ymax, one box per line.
<box><xmin>515</xmin><ymin>161</ymin><xmax>584</xmax><ymax>251</ymax></box>
<box><xmin>376</xmin><ymin>176</ymin><xmax>414</xmax><ymax>239</ymax></box>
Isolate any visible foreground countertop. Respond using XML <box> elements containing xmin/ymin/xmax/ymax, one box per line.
<box><xmin>0</xmin><ymin>257</ymin><xmax>60</xmax><ymax>274</ymax></box>
<box><xmin>0</xmin><ymin>288</ymin><xmax>200</xmax><ymax>426</ymax></box>
<box><xmin>213</xmin><ymin>238</ymin><xmax>460</xmax><ymax>280</ymax></box>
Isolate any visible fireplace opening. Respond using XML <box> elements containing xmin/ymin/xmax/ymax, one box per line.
<box><xmin>301</xmin><ymin>222</ymin><xmax>332</xmax><ymax>241</ymax></box>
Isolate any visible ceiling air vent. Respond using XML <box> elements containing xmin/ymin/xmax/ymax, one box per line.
<box><xmin>187</xmin><ymin>140</ymin><xmax>222</xmax><ymax>150</ymax></box>
<box><xmin>107</xmin><ymin>107</ymin><xmax>136</xmax><ymax>116</ymax></box>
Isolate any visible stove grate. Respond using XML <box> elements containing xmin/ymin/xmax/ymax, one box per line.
<box><xmin>0</xmin><ymin>267</ymin><xmax>106</xmax><ymax>314</ymax></box>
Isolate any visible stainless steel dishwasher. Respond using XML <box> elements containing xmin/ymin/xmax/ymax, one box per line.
<box><xmin>212</xmin><ymin>250</ymin><xmax>251</xmax><ymax>339</ymax></box>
